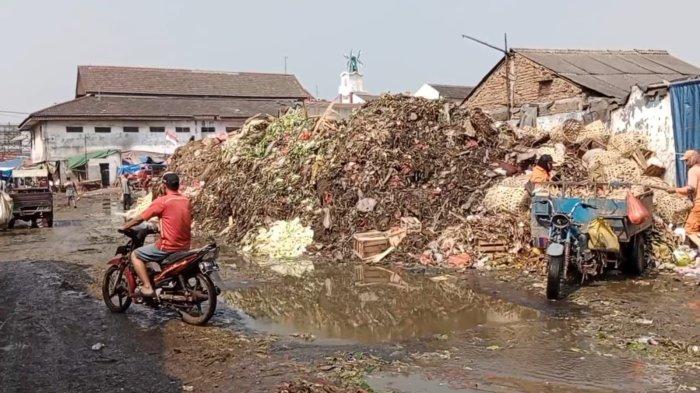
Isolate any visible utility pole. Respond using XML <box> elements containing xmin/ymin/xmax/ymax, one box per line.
<box><xmin>284</xmin><ymin>56</ymin><xmax>288</xmax><ymax>74</ymax></box>
<box><xmin>461</xmin><ymin>33</ymin><xmax>513</xmax><ymax>120</ymax></box>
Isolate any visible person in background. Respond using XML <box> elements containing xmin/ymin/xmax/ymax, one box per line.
<box><xmin>65</xmin><ymin>176</ymin><xmax>77</xmax><ymax>208</ymax></box>
<box><xmin>530</xmin><ymin>154</ymin><xmax>554</xmax><ymax>185</ymax></box>
<box><xmin>525</xmin><ymin>154</ymin><xmax>555</xmax><ymax>194</ymax></box>
<box><xmin>669</xmin><ymin>150</ymin><xmax>700</xmax><ymax>233</ymax></box>
<box><xmin>121</xmin><ymin>174</ymin><xmax>132</xmax><ymax>211</ymax></box>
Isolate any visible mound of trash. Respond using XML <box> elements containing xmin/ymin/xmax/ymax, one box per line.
<box><xmin>169</xmin><ymin>97</ymin><xmax>693</xmax><ymax>274</ymax></box>
<box><xmin>170</xmin><ymin>95</ymin><xmax>506</xmax><ymax>259</ymax></box>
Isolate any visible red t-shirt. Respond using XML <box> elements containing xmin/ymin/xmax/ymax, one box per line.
<box><xmin>141</xmin><ymin>191</ymin><xmax>192</xmax><ymax>252</ymax></box>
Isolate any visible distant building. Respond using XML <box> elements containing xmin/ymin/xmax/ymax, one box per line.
<box><xmin>464</xmin><ymin>48</ymin><xmax>700</xmax><ymax>186</ymax></box>
<box><xmin>336</xmin><ymin>50</ymin><xmax>378</xmax><ymax>104</ymax></box>
<box><xmin>19</xmin><ymin>65</ymin><xmax>312</xmax><ymax>183</ymax></box>
<box><xmin>463</xmin><ymin>48</ymin><xmax>700</xmax><ymax>121</ymax></box>
<box><xmin>0</xmin><ymin>124</ymin><xmax>29</xmax><ymax>161</ymax></box>
<box><xmin>414</xmin><ymin>83</ymin><xmax>474</xmax><ymax>103</ymax></box>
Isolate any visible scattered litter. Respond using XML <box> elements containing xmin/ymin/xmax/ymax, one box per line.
<box><xmin>91</xmin><ymin>343</ymin><xmax>105</xmax><ymax>351</ymax></box>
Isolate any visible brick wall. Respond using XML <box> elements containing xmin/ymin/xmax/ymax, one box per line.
<box><xmin>467</xmin><ymin>53</ymin><xmax>583</xmax><ymax>111</ymax></box>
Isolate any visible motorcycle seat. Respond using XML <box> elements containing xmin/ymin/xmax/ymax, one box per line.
<box><xmin>162</xmin><ymin>250</ymin><xmax>199</xmax><ymax>265</ymax></box>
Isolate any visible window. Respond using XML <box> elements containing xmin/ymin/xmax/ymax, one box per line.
<box><xmin>150</xmin><ymin>127</ymin><xmax>165</xmax><ymax>133</ymax></box>
<box><xmin>95</xmin><ymin>127</ymin><xmax>111</xmax><ymax>133</ymax></box>
<box><xmin>201</xmin><ymin>126</ymin><xmax>215</xmax><ymax>133</ymax></box>
<box><xmin>538</xmin><ymin>79</ymin><xmax>553</xmax><ymax>97</ymax></box>
<box><xmin>175</xmin><ymin>127</ymin><xmax>190</xmax><ymax>133</ymax></box>
<box><xmin>66</xmin><ymin>126</ymin><xmax>83</xmax><ymax>133</ymax></box>
<box><xmin>123</xmin><ymin>126</ymin><xmax>139</xmax><ymax>133</ymax></box>
<box><xmin>225</xmin><ymin>127</ymin><xmax>239</xmax><ymax>133</ymax></box>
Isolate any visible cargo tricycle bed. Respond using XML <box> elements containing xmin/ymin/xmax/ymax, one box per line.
<box><xmin>529</xmin><ymin>182</ymin><xmax>654</xmax><ymax>299</ymax></box>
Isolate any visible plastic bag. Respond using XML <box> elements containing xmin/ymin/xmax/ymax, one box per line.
<box><xmin>627</xmin><ymin>192</ymin><xmax>650</xmax><ymax>225</ymax></box>
<box><xmin>0</xmin><ymin>191</ymin><xmax>13</xmax><ymax>226</ymax></box>
<box><xmin>587</xmin><ymin>218</ymin><xmax>620</xmax><ymax>252</ymax></box>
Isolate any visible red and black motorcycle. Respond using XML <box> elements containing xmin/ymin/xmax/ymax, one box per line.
<box><xmin>102</xmin><ymin>226</ymin><xmax>220</xmax><ymax>325</ymax></box>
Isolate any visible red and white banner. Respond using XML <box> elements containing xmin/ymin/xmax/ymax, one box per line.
<box><xmin>165</xmin><ymin>129</ymin><xmax>179</xmax><ymax>146</ymax></box>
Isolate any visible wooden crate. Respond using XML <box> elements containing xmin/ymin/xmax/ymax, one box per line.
<box><xmin>352</xmin><ymin>230</ymin><xmax>390</xmax><ymax>260</ymax></box>
<box><xmin>477</xmin><ymin>240</ymin><xmax>508</xmax><ymax>253</ymax></box>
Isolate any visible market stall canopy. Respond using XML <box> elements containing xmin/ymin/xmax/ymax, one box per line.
<box><xmin>67</xmin><ymin>150</ymin><xmax>119</xmax><ymax>169</ymax></box>
<box><xmin>0</xmin><ymin>158</ymin><xmax>24</xmax><ymax>171</ymax></box>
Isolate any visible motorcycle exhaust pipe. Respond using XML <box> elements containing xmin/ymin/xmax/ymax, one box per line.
<box><xmin>159</xmin><ymin>291</ymin><xmax>209</xmax><ymax>302</ymax></box>
<box><xmin>159</xmin><ymin>293</ymin><xmax>190</xmax><ymax>302</ymax></box>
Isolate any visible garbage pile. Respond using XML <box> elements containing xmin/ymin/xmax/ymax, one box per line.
<box><xmin>170</xmin><ymin>95</ymin><xmax>507</xmax><ymax>261</ymax></box>
<box><xmin>169</xmin><ymin>96</ymin><xmax>694</xmax><ymax>274</ymax></box>
<box><xmin>480</xmin><ymin>119</ymin><xmax>697</xmax><ymax>274</ymax></box>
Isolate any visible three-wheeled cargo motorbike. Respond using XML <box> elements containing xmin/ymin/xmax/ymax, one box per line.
<box><xmin>531</xmin><ymin>182</ymin><xmax>653</xmax><ymax>299</ymax></box>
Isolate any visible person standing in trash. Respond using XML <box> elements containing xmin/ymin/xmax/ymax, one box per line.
<box><xmin>121</xmin><ymin>174</ymin><xmax>133</xmax><ymax>211</ymax></box>
<box><xmin>525</xmin><ymin>154</ymin><xmax>555</xmax><ymax>194</ymax></box>
<box><xmin>669</xmin><ymin>150</ymin><xmax>700</xmax><ymax>233</ymax></box>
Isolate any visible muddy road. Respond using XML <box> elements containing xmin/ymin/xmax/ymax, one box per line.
<box><xmin>0</xmin><ymin>191</ymin><xmax>698</xmax><ymax>392</ymax></box>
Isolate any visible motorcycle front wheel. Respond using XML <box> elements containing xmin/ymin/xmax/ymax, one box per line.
<box><xmin>102</xmin><ymin>265</ymin><xmax>132</xmax><ymax>312</ymax></box>
<box><xmin>546</xmin><ymin>255</ymin><xmax>563</xmax><ymax>300</ymax></box>
<box><xmin>179</xmin><ymin>273</ymin><xmax>217</xmax><ymax>326</ymax></box>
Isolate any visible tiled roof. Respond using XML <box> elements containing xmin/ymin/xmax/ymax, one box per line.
<box><xmin>428</xmin><ymin>84</ymin><xmax>474</xmax><ymax>100</ymax></box>
<box><xmin>513</xmin><ymin>48</ymin><xmax>700</xmax><ymax>99</ymax></box>
<box><xmin>76</xmin><ymin>65</ymin><xmax>312</xmax><ymax>99</ymax></box>
<box><xmin>19</xmin><ymin>95</ymin><xmax>296</xmax><ymax>129</ymax></box>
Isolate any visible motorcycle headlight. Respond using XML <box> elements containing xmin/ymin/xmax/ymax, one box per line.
<box><xmin>199</xmin><ymin>260</ymin><xmax>220</xmax><ymax>274</ymax></box>
<box><xmin>551</xmin><ymin>214</ymin><xmax>571</xmax><ymax>229</ymax></box>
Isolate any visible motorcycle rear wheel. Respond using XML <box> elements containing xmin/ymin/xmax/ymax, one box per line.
<box><xmin>102</xmin><ymin>265</ymin><xmax>132</xmax><ymax>313</ymax></box>
<box><xmin>547</xmin><ymin>255</ymin><xmax>563</xmax><ymax>300</ymax></box>
<box><xmin>179</xmin><ymin>273</ymin><xmax>217</xmax><ymax>326</ymax></box>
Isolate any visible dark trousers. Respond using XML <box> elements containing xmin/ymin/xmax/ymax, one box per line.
<box><xmin>123</xmin><ymin>193</ymin><xmax>132</xmax><ymax>211</ymax></box>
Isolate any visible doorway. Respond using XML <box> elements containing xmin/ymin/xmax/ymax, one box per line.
<box><xmin>99</xmin><ymin>163</ymin><xmax>110</xmax><ymax>187</ymax></box>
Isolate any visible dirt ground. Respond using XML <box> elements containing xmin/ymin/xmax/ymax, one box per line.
<box><xmin>0</xmin><ymin>191</ymin><xmax>698</xmax><ymax>392</ymax></box>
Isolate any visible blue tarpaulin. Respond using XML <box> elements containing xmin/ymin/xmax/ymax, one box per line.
<box><xmin>670</xmin><ymin>80</ymin><xmax>700</xmax><ymax>186</ymax></box>
<box><xmin>117</xmin><ymin>164</ymin><xmax>141</xmax><ymax>175</ymax></box>
<box><xmin>0</xmin><ymin>157</ymin><xmax>24</xmax><ymax>179</ymax></box>
<box><xmin>0</xmin><ymin>157</ymin><xmax>24</xmax><ymax>171</ymax></box>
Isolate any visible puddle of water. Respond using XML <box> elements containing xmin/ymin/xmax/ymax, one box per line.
<box><xmin>53</xmin><ymin>220</ymin><xmax>84</xmax><ymax>227</ymax></box>
<box><xmin>222</xmin><ymin>262</ymin><xmax>540</xmax><ymax>344</ymax></box>
<box><xmin>367</xmin><ymin>373</ymin><xmax>473</xmax><ymax>393</ymax></box>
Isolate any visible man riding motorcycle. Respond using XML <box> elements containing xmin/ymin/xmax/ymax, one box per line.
<box><xmin>121</xmin><ymin>172</ymin><xmax>191</xmax><ymax>297</ymax></box>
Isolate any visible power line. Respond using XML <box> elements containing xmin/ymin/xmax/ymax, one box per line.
<box><xmin>0</xmin><ymin>110</ymin><xmax>29</xmax><ymax>115</ymax></box>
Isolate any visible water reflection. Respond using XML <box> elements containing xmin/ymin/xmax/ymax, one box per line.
<box><xmin>223</xmin><ymin>263</ymin><xmax>540</xmax><ymax>343</ymax></box>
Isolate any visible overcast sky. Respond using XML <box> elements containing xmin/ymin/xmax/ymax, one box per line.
<box><xmin>2</xmin><ymin>0</ymin><xmax>700</xmax><ymax>124</ymax></box>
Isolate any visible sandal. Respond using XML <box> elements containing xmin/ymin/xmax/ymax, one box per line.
<box><xmin>135</xmin><ymin>286</ymin><xmax>156</xmax><ymax>298</ymax></box>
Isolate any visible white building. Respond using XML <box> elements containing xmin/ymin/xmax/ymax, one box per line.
<box><xmin>19</xmin><ymin>65</ymin><xmax>311</xmax><ymax>184</ymax></box>
<box><xmin>414</xmin><ymin>83</ymin><xmax>474</xmax><ymax>103</ymax></box>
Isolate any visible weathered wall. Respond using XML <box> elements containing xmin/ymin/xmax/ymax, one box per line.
<box><xmin>85</xmin><ymin>154</ymin><xmax>121</xmax><ymax>183</ymax></box>
<box><xmin>338</xmin><ymin>72</ymin><xmax>365</xmax><ymax>103</ymax></box>
<box><xmin>32</xmin><ymin>118</ymin><xmax>239</xmax><ymax>162</ymax></box>
<box><xmin>609</xmin><ymin>86</ymin><xmax>676</xmax><ymax>185</ymax></box>
<box><xmin>467</xmin><ymin>54</ymin><xmax>584</xmax><ymax>112</ymax></box>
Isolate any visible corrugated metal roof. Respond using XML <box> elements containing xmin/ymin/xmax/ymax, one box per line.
<box><xmin>513</xmin><ymin>48</ymin><xmax>700</xmax><ymax>99</ymax></box>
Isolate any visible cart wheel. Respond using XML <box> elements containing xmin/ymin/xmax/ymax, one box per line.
<box><xmin>546</xmin><ymin>254</ymin><xmax>563</xmax><ymax>300</ymax></box>
<box><xmin>623</xmin><ymin>234</ymin><xmax>646</xmax><ymax>276</ymax></box>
